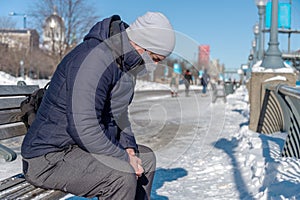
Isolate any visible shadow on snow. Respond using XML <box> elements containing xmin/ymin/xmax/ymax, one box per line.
<box><xmin>214</xmin><ymin>137</ymin><xmax>253</xmax><ymax>199</ymax></box>
<box><xmin>151</xmin><ymin>167</ymin><xmax>188</xmax><ymax>200</ymax></box>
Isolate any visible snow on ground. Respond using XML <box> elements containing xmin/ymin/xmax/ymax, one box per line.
<box><xmin>0</xmin><ymin>72</ymin><xmax>49</xmax><ymax>88</ymax></box>
<box><xmin>149</xmin><ymin>86</ymin><xmax>300</xmax><ymax>199</ymax></box>
<box><xmin>0</xmin><ymin>72</ymin><xmax>200</xmax><ymax>92</ymax></box>
<box><xmin>1</xmin><ymin>71</ymin><xmax>300</xmax><ymax>199</ymax></box>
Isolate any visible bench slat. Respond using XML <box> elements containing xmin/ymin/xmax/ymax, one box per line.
<box><xmin>0</xmin><ymin>182</ymin><xmax>30</xmax><ymax>198</ymax></box>
<box><xmin>2</xmin><ymin>183</ymin><xmax>34</xmax><ymax>199</ymax></box>
<box><xmin>0</xmin><ymin>174</ymin><xmax>37</xmax><ymax>199</ymax></box>
<box><xmin>18</xmin><ymin>187</ymin><xmax>47</xmax><ymax>199</ymax></box>
<box><xmin>0</xmin><ymin>109</ymin><xmax>22</xmax><ymax>125</ymax></box>
<box><xmin>0</xmin><ymin>173</ymin><xmax>67</xmax><ymax>200</ymax></box>
<box><xmin>25</xmin><ymin>189</ymin><xmax>67</xmax><ymax>200</ymax></box>
<box><xmin>0</xmin><ymin>97</ymin><xmax>27</xmax><ymax>110</ymax></box>
<box><xmin>0</xmin><ymin>122</ymin><xmax>27</xmax><ymax>140</ymax></box>
<box><xmin>0</xmin><ymin>174</ymin><xmax>25</xmax><ymax>192</ymax></box>
<box><xmin>5</xmin><ymin>184</ymin><xmax>36</xmax><ymax>199</ymax></box>
<box><xmin>0</xmin><ymin>85</ymin><xmax>39</xmax><ymax>97</ymax></box>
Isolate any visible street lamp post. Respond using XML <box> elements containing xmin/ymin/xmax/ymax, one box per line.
<box><xmin>49</xmin><ymin>19</ymin><xmax>57</xmax><ymax>54</ymax></box>
<box><xmin>20</xmin><ymin>60</ymin><xmax>24</xmax><ymax>79</ymax></box>
<box><xmin>247</xmin><ymin>41</ymin><xmax>256</xmax><ymax>79</ymax></box>
<box><xmin>249</xmin><ymin>0</ymin><xmax>294</xmax><ymax>133</ymax></box>
<box><xmin>253</xmin><ymin>23</ymin><xmax>259</xmax><ymax>63</ymax></box>
<box><xmin>252</xmin><ymin>39</ymin><xmax>257</xmax><ymax>65</ymax></box>
<box><xmin>255</xmin><ymin>0</ymin><xmax>268</xmax><ymax>60</ymax></box>
<box><xmin>9</xmin><ymin>12</ymin><xmax>27</xmax><ymax>29</ymax></box>
<box><xmin>261</xmin><ymin>0</ymin><xmax>285</xmax><ymax>69</ymax></box>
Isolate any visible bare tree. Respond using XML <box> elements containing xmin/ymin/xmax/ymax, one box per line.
<box><xmin>0</xmin><ymin>17</ymin><xmax>17</xmax><ymax>29</ymax></box>
<box><xmin>0</xmin><ymin>44</ymin><xmax>59</xmax><ymax>79</ymax></box>
<box><xmin>28</xmin><ymin>0</ymin><xmax>99</xmax><ymax>49</ymax></box>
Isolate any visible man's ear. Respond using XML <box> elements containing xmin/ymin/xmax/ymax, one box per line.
<box><xmin>129</xmin><ymin>41</ymin><xmax>144</xmax><ymax>55</ymax></box>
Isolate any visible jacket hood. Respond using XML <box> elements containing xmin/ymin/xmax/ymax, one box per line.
<box><xmin>84</xmin><ymin>15</ymin><xmax>121</xmax><ymax>42</ymax></box>
<box><xmin>83</xmin><ymin>15</ymin><xmax>144</xmax><ymax>74</ymax></box>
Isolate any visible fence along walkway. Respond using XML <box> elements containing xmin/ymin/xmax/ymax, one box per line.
<box><xmin>258</xmin><ymin>84</ymin><xmax>300</xmax><ymax>159</ymax></box>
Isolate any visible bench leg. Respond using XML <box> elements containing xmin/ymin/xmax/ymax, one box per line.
<box><xmin>0</xmin><ymin>143</ymin><xmax>17</xmax><ymax>162</ymax></box>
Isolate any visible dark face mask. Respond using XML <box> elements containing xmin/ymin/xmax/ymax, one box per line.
<box><xmin>136</xmin><ymin>51</ymin><xmax>157</xmax><ymax>77</ymax></box>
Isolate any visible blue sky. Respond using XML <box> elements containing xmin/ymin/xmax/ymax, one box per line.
<box><xmin>1</xmin><ymin>0</ymin><xmax>300</xmax><ymax>71</ymax></box>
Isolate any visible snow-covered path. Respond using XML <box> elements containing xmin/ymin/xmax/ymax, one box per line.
<box><xmin>137</xmin><ymin>89</ymin><xmax>246</xmax><ymax>199</ymax></box>
<box><xmin>144</xmin><ymin>87</ymin><xmax>300</xmax><ymax>200</ymax></box>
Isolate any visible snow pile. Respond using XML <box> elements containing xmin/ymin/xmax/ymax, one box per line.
<box><xmin>252</xmin><ymin>60</ymin><xmax>295</xmax><ymax>73</ymax></box>
<box><xmin>211</xmin><ymin>87</ymin><xmax>300</xmax><ymax>199</ymax></box>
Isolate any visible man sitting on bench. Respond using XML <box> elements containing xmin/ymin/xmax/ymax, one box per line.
<box><xmin>21</xmin><ymin>12</ymin><xmax>175</xmax><ymax>199</ymax></box>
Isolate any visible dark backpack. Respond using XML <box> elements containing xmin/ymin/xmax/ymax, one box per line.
<box><xmin>20</xmin><ymin>82</ymin><xmax>50</xmax><ymax>130</ymax></box>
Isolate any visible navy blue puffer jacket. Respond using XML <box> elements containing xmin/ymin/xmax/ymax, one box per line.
<box><xmin>21</xmin><ymin>15</ymin><xmax>145</xmax><ymax>161</ymax></box>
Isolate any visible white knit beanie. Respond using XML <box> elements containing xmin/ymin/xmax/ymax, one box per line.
<box><xmin>126</xmin><ymin>12</ymin><xmax>175</xmax><ymax>57</ymax></box>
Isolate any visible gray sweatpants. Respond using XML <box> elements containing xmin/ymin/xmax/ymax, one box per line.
<box><xmin>22</xmin><ymin>145</ymin><xmax>156</xmax><ymax>199</ymax></box>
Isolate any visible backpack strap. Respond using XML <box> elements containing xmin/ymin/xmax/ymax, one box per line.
<box><xmin>44</xmin><ymin>81</ymin><xmax>50</xmax><ymax>90</ymax></box>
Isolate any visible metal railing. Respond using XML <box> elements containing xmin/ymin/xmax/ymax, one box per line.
<box><xmin>259</xmin><ymin>84</ymin><xmax>300</xmax><ymax>159</ymax></box>
<box><xmin>277</xmin><ymin>85</ymin><xmax>300</xmax><ymax>99</ymax></box>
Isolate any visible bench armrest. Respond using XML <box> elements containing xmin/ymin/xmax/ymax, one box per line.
<box><xmin>0</xmin><ymin>143</ymin><xmax>17</xmax><ymax>162</ymax></box>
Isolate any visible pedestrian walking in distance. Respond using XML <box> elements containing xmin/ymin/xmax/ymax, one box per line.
<box><xmin>170</xmin><ymin>72</ymin><xmax>179</xmax><ymax>97</ymax></box>
<box><xmin>184</xmin><ymin>69</ymin><xmax>193</xmax><ymax>97</ymax></box>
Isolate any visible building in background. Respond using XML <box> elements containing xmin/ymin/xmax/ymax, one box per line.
<box><xmin>0</xmin><ymin>29</ymin><xmax>40</xmax><ymax>78</ymax></box>
<box><xmin>0</xmin><ymin>29</ymin><xmax>39</xmax><ymax>50</ymax></box>
<box><xmin>0</xmin><ymin>8</ymin><xmax>67</xmax><ymax>79</ymax></box>
<box><xmin>42</xmin><ymin>9</ymin><xmax>66</xmax><ymax>57</ymax></box>
<box><xmin>210</xmin><ymin>59</ymin><xmax>224</xmax><ymax>77</ymax></box>
<box><xmin>198</xmin><ymin>45</ymin><xmax>210</xmax><ymax>70</ymax></box>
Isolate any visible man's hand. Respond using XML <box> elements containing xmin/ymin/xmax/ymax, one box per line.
<box><xmin>126</xmin><ymin>148</ymin><xmax>144</xmax><ymax>178</ymax></box>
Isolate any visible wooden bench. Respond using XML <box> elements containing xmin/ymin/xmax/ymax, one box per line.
<box><xmin>0</xmin><ymin>84</ymin><xmax>67</xmax><ymax>199</ymax></box>
<box><xmin>210</xmin><ymin>82</ymin><xmax>226</xmax><ymax>103</ymax></box>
